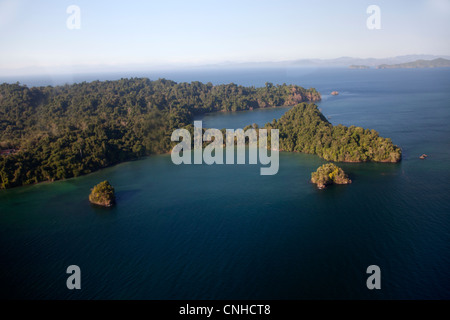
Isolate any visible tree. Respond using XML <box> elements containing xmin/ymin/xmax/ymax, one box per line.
<box><xmin>311</xmin><ymin>163</ymin><xmax>352</xmax><ymax>189</ymax></box>
<box><xmin>0</xmin><ymin>79</ymin><xmax>321</xmax><ymax>188</ymax></box>
<box><xmin>89</xmin><ymin>180</ymin><xmax>115</xmax><ymax>207</ymax></box>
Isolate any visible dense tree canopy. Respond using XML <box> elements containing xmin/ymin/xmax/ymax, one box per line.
<box><xmin>0</xmin><ymin>79</ymin><xmax>401</xmax><ymax>189</ymax></box>
<box><xmin>0</xmin><ymin>78</ymin><xmax>320</xmax><ymax>188</ymax></box>
<box><xmin>264</xmin><ymin>103</ymin><xmax>402</xmax><ymax>163</ymax></box>
<box><xmin>89</xmin><ymin>180</ymin><xmax>115</xmax><ymax>207</ymax></box>
<box><xmin>311</xmin><ymin>163</ymin><xmax>352</xmax><ymax>189</ymax></box>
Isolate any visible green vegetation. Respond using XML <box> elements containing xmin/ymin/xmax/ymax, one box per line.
<box><xmin>89</xmin><ymin>180</ymin><xmax>115</xmax><ymax>207</ymax></box>
<box><xmin>377</xmin><ymin>58</ymin><xmax>450</xmax><ymax>69</ymax></box>
<box><xmin>0</xmin><ymin>78</ymin><xmax>320</xmax><ymax>188</ymax></box>
<box><xmin>264</xmin><ymin>103</ymin><xmax>402</xmax><ymax>162</ymax></box>
<box><xmin>311</xmin><ymin>163</ymin><xmax>351</xmax><ymax>189</ymax></box>
<box><xmin>0</xmin><ymin>78</ymin><xmax>402</xmax><ymax>190</ymax></box>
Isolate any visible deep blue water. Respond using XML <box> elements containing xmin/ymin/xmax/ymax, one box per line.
<box><xmin>1</xmin><ymin>68</ymin><xmax>450</xmax><ymax>299</ymax></box>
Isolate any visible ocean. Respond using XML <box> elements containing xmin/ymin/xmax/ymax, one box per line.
<box><xmin>0</xmin><ymin>67</ymin><xmax>449</xmax><ymax>299</ymax></box>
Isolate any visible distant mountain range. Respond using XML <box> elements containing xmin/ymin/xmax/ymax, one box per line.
<box><xmin>376</xmin><ymin>58</ymin><xmax>450</xmax><ymax>69</ymax></box>
<box><xmin>2</xmin><ymin>55</ymin><xmax>450</xmax><ymax>76</ymax></box>
<box><xmin>209</xmin><ymin>55</ymin><xmax>450</xmax><ymax>69</ymax></box>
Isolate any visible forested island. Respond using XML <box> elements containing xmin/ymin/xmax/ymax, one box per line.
<box><xmin>311</xmin><ymin>163</ymin><xmax>351</xmax><ymax>189</ymax></box>
<box><xmin>89</xmin><ymin>180</ymin><xmax>115</xmax><ymax>207</ymax></box>
<box><xmin>0</xmin><ymin>78</ymin><xmax>319</xmax><ymax>188</ymax></box>
<box><xmin>0</xmin><ymin>78</ymin><xmax>400</xmax><ymax>189</ymax></box>
<box><xmin>377</xmin><ymin>58</ymin><xmax>450</xmax><ymax>69</ymax></box>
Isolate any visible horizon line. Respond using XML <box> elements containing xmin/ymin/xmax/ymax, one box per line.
<box><xmin>1</xmin><ymin>53</ymin><xmax>450</xmax><ymax>78</ymax></box>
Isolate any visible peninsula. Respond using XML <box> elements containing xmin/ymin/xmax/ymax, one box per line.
<box><xmin>0</xmin><ymin>78</ymin><xmax>401</xmax><ymax>189</ymax></box>
<box><xmin>0</xmin><ymin>79</ymin><xmax>319</xmax><ymax>189</ymax></box>
<box><xmin>377</xmin><ymin>58</ymin><xmax>450</xmax><ymax>69</ymax></box>
<box><xmin>265</xmin><ymin>103</ymin><xmax>401</xmax><ymax>163</ymax></box>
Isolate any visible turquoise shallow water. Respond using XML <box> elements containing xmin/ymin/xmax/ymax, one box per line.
<box><xmin>1</xmin><ymin>68</ymin><xmax>450</xmax><ymax>299</ymax></box>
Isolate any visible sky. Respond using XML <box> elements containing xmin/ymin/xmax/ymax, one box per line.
<box><xmin>1</xmin><ymin>0</ymin><xmax>450</xmax><ymax>74</ymax></box>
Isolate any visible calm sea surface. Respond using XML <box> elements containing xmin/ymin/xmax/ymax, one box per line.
<box><xmin>1</xmin><ymin>68</ymin><xmax>449</xmax><ymax>299</ymax></box>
